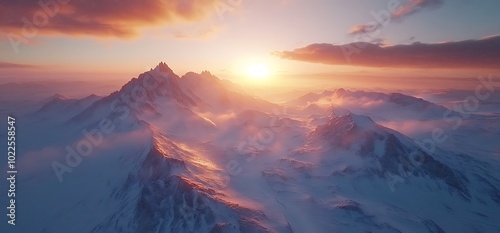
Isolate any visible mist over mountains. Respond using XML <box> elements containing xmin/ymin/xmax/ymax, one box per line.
<box><xmin>1</xmin><ymin>63</ymin><xmax>499</xmax><ymax>233</ymax></box>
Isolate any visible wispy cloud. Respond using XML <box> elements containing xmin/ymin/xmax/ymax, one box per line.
<box><xmin>275</xmin><ymin>36</ymin><xmax>500</xmax><ymax>69</ymax></box>
<box><xmin>0</xmin><ymin>0</ymin><xmax>220</xmax><ymax>38</ymax></box>
<box><xmin>392</xmin><ymin>0</ymin><xmax>444</xmax><ymax>19</ymax></box>
<box><xmin>348</xmin><ymin>0</ymin><xmax>444</xmax><ymax>36</ymax></box>
<box><xmin>0</xmin><ymin>62</ymin><xmax>37</xmax><ymax>69</ymax></box>
<box><xmin>348</xmin><ymin>23</ymin><xmax>382</xmax><ymax>36</ymax></box>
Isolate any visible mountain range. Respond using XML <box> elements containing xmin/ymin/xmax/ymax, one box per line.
<box><xmin>1</xmin><ymin>62</ymin><xmax>499</xmax><ymax>233</ymax></box>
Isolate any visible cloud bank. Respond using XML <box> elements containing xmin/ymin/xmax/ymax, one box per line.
<box><xmin>275</xmin><ymin>35</ymin><xmax>500</xmax><ymax>69</ymax></box>
<box><xmin>0</xmin><ymin>0</ymin><xmax>220</xmax><ymax>38</ymax></box>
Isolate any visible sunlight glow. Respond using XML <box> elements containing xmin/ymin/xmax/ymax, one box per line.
<box><xmin>246</xmin><ymin>63</ymin><xmax>270</xmax><ymax>79</ymax></box>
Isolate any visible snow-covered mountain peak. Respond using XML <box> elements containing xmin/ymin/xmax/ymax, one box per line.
<box><xmin>181</xmin><ymin>70</ymin><xmax>221</xmax><ymax>85</ymax></box>
<box><xmin>333</xmin><ymin>88</ymin><xmax>346</xmax><ymax>95</ymax></box>
<box><xmin>200</xmin><ymin>70</ymin><xmax>214</xmax><ymax>78</ymax></box>
<box><xmin>309</xmin><ymin>111</ymin><xmax>383</xmax><ymax>152</ymax></box>
<box><xmin>154</xmin><ymin>61</ymin><xmax>174</xmax><ymax>74</ymax></box>
<box><xmin>177</xmin><ymin>70</ymin><xmax>278</xmax><ymax>114</ymax></box>
<box><xmin>52</xmin><ymin>93</ymin><xmax>67</xmax><ymax>99</ymax></box>
<box><xmin>387</xmin><ymin>92</ymin><xmax>432</xmax><ymax>107</ymax></box>
<box><xmin>81</xmin><ymin>94</ymin><xmax>101</xmax><ymax>102</ymax></box>
<box><xmin>116</xmin><ymin>66</ymin><xmax>196</xmax><ymax>108</ymax></box>
<box><xmin>325</xmin><ymin>111</ymin><xmax>378</xmax><ymax>132</ymax></box>
<box><xmin>42</xmin><ymin>93</ymin><xmax>68</xmax><ymax>103</ymax></box>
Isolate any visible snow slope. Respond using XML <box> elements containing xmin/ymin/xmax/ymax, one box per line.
<box><xmin>1</xmin><ymin>63</ymin><xmax>499</xmax><ymax>233</ymax></box>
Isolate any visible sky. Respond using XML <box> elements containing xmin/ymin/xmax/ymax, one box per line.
<box><xmin>0</xmin><ymin>0</ymin><xmax>499</xmax><ymax>91</ymax></box>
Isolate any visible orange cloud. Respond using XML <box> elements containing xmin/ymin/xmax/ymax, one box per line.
<box><xmin>0</xmin><ymin>0</ymin><xmax>221</xmax><ymax>38</ymax></box>
<box><xmin>392</xmin><ymin>0</ymin><xmax>443</xmax><ymax>19</ymax></box>
<box><xmin>275</xmin><ymin>36</ymin><xmax>500</xmax><ymax>69</ymax></box>
<box><xmin>348</xmin><ymin>23</ymin><xmax>381</xmax><ymax>36</ymax></box>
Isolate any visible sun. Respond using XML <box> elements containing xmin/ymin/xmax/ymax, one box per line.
<box><xmin>246</xmin><ymin>63</ymin><xmax>270</xmax><ymax>79</ymax></box>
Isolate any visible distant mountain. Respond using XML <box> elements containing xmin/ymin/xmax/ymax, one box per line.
<box><xmin>291</xmin><ymin>88</ymin><xmax>462</xmax><ymax>121</ymax></box>
<box><xmin>32</xmin><ymin>94</ymin><xmax>102</xmax><ymax>121</ymax></box>
<box><xmin>179</xmin><ymin>70</ymin><xmax>278</xmax><ymax>115</ymax></box>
